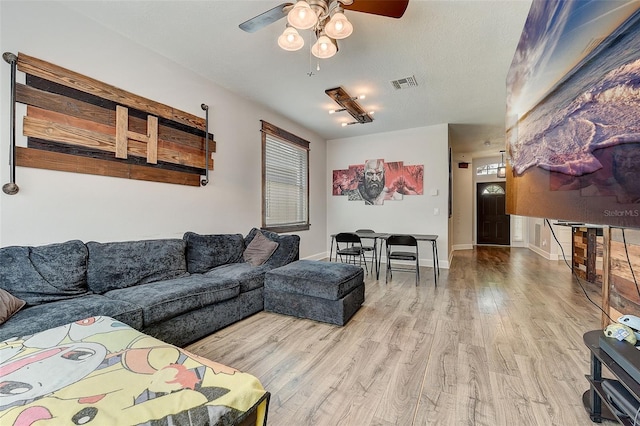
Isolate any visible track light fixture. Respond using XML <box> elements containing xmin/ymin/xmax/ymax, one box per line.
<box><xmin>279</xmin><ymin>0</ymin><xmax>354</xmax><ymax>59</ymax></box>
<box><xmin>326</xmin><ymin>86</ymin><xmax>374</xmax><ymax>126</ymax></box>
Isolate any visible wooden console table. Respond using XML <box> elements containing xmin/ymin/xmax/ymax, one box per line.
<box><xmin>583</xmin><ymin>330</ymin><xmax>640</xmax><ymax>424</ymax></box>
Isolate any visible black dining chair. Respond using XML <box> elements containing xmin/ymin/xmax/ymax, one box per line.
<box><xmin>385</xmin><ymin>234</ymin><xmax>419</xmax><ymax>286</ymax></box>
<box><xmin>355</xmin><ymin>229</ymin><xmax>377</xmax><ymax>274</ymax></box>
<box><xmin>335</xmin><ymin>232</ymin><xmax>368</xmax><ymax>274</ymax></box>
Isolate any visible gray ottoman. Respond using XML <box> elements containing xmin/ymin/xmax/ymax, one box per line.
<box><xmin>264</xmin><ymin>260</ymin><xmax>365</xmax><ymax>326</ymax></box>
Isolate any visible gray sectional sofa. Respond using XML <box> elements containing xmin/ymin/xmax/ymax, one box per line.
<box><xmin>0</xmin><ymin>228</ymin><xmax>299</xmax><ymax>346</ymax></box>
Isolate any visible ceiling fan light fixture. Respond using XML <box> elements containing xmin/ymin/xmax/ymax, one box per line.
<box><xmin>278</xmin><ymin>26</ymin><xmax>304</xmax><ymax>51</ymax></box>
<box><xmin>325</xmin><ymin>12</ymin><xmax>353</xmax><ymax>39</ymax></box>
<box><xmin>311</xmin><ymin>35</ymin><xmax>337</xmax><ymax>58</ymax></box>
<box><xmin>239</xmin><ymin>0</ymin><xmax>410</xmax><ymax>61</ymax></box>
<box><xmin>287</xmin><ymin>1</ymin><xmax>318</xmax><ymax>30</ymax></box>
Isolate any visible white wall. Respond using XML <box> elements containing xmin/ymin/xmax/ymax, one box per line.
<box><xmin>527</xmin><ymin>217</ymin><xmax>572</xmax><ymax>261</ymax></box>
<box><xmin>0</xmin><ymin>3</ymin><xmax>4</xmax><ymax>245</ymax></box>
<box><xmin>451</xmin><ymin>153</ymin><xmax>473</xmax><ymax>250</ymax></box>
<box><xmin>327</xmin><ymin>124</ymin><xmax>450</xmax><ymax>267</ymax></box>
<box><xmin>0</xmin><ymin>1</ymin><xmax>327</xmax><ymax>259</ymax></box>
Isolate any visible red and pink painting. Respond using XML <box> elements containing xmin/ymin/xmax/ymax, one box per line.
<box><xmin>332</xmin><ymin>159</ymin><xmax>423</xmax><ymax>205</ymax></box>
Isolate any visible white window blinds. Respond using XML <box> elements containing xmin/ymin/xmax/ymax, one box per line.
<box><xmin>261</xmin><ymin>121</ymin><xmax>310</xmax><ymax>232</ymax></box>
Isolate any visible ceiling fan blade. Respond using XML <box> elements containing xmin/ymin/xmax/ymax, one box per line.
<box><xmin>239</xmin><ymin>3</ymin><xmax>293</xmax><ymax>33</ymax></box>
<box><xmin>343</xmin><ymin>0</ymin><xmax>409</xmax><ymax>19</ymax></box>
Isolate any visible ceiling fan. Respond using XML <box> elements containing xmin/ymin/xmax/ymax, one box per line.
<box><xmin>239</xmin><ymin>0</ymin><xmax>409</xmax><ymax>58</ymax></box>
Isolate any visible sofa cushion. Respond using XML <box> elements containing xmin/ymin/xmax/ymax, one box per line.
<box><xmin>244</xmin><ymin>228</ymin><xmax>300</xmax><ymax>268</ymax></box>
<box><xmin>265</xmin><ymin>260</ymin><xmax>364</xmax><ymax>300</ymax></box>
<box><xmin>86</xmin><ymin>239</ymin><xmax>187</xmax><ymax>294</ymax></box>
<box><xmin>206</xmin><ymin>263</ymin><xmax>270</xmax><ymax>293</ymax></box>
<box><xmin>0</xmin><ymin>288</ymin><xmax>26</xmax><ymax>325</ymax></box>
<box><xmin>183</xmin><ymin>232</ymin><xmax>245</xmax><ymax>273</ymax></box>
<box><xmin>0</xmin><ymin>294</ymin><xmax>143</xmax><ymax>342</ymax></box>
<box><xmin>243</xmin><ymin>231</ymin><xmax>279</xmax><ymax>266</ymax></box>
<box><xmin>104</xmin><ymin>275</ymin><xmax>239</xmax><ymax>326</ymax></box>
<box><xmin>0</xmin><ymin>240</ymin><xmax>89</xmax><ymax>306</ymax></box>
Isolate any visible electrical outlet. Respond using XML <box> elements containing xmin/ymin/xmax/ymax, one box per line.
<box><xmin>542</xmin><ymin>239</ymin><xmax>547</xmax><ymax>246</ymax></box>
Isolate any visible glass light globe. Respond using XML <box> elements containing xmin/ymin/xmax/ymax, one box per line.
<box><xmin>325</xmin><ymin>12</ymin><xmax>353</xmax><ymax>39</ymax></box>
<box><xmin>287</xmin><ymin>1</ymin><xmax>317</xmax><ymax>30</ymax></box>
<box><xmin>278</xmin><ymin>27</ymin><xmax>304</xmax><ymax>51</ymax></box>
<box><xmin>311</xmin><ymin>35</ymin><xmax>337</xmax><ymax>58</ymax></box>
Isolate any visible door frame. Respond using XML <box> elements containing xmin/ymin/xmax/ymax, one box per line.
<box><xmin>476</xmin><ymin>181</ymin><xmax>510</xmax><ymax>246</ymax></box>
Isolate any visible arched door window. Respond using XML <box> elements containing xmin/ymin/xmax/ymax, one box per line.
<box><xmin>481</xmin><ymin>184</ymin><xmax>505</xmax><ymax>195</ymax></box>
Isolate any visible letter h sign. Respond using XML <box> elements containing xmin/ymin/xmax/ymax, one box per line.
<box><xmin>115</xmin><ymin>105</ymin><xmax>158</xmax><ymax>164</ymax></box>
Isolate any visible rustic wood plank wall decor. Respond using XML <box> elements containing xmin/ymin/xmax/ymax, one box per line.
<box><xmin>12</xmin><ymin>52</ymin><xmax>215</xmax><ymax>186</ymax></box>
<box><xmin>571</xmin><ymin>226</ymin><xmax>603</xmax><ymax>284</ymax></box>
<box><xmin>607</xmin><ymin>228</ymin><xmax>640</xmax><ymax>322</ymax></box>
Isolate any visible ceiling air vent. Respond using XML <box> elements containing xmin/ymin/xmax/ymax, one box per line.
<box><xmin>390</xmin><ymin>75</ymin><xmax>418</xmax><ymax>90</ymax></box>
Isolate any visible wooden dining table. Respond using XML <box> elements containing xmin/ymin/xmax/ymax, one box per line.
<box><xmin>329</xmin><ymin>232</ymin><xmax>439</xmax><ymax>283</ymax></box>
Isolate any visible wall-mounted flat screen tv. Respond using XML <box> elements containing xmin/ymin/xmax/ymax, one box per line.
<box><xmin>507</xmin><ymin>0</ymin><xmax>640</xmax><ymax>227</ymax></box>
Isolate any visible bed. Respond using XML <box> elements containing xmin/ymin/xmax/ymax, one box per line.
<box><xmin>0</xmin><ymin>316</ymin><xmax>269</xmax><ymax>425</ymax></box>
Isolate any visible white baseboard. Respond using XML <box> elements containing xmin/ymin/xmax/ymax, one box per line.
<box><xmin>452</xmin><ymin>244</ymin><xmax>473</xmax><ymax>251</ymax></box>
<box><xmin>303</xmin><ymin>252</ymin><xmax>329</xmax><ymax>261</ymax></box>
<box><xmin>528</xmin><ymin>244</ymin><xmax>558</xmax><ymax>260</ymax></box>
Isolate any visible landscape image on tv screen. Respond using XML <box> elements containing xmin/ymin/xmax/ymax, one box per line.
<box><xmin>506</xmin><ymin>0</ymin><xmax>640</xmax><ymax>227</ymax></box>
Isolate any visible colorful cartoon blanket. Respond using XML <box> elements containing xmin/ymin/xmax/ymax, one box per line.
<box><xmin>0</xmin><ymin>316</ymin><xmax>268</xmax><ymax>425</ymax></box>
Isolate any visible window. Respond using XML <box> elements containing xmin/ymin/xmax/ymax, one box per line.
<box><xmin>476</xmin><ymin>163</ymin><xmax>501</xmax><ymax>176</ymax></box>
<box><xmin>481</xmin><ymin>184</ymin><xmax>505</xmax><ymax>195</ymax></box>
<box><xmin>512</xmin><ymin>215</ymin><xmax>524</xmax><ymax>242</ymax></box>
<box><xmin>261</xmin><ymin>120</ymin><xmax>310</xmax><ymax>232</ymax></box>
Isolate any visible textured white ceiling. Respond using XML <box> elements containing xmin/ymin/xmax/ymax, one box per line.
<box><xmin>61</xmin><ymin>0</ymin><xmax>532</xmax><ymax>157</ymax></box>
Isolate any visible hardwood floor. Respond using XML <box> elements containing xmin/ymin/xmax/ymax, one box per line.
<box><xmin>186</xmin><ymin>247</ymin><xmax>616</xmax><ymax>425</ymax></box>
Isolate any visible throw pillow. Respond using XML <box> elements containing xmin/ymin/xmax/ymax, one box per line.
<box><xmin>0</xmin><ymin>288</ymin><xmax>26</xmax><ymax>325</ymax></box>
<box><xmin>243</xmin><ymin>231</ymin><xmax>279</xmax><ymax>266</ymax></box>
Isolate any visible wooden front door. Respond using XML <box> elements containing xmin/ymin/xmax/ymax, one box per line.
<box><xmin>477</xmin><ymin>182</ymin><xmax>510</xmax><ymax>245</ymax></box>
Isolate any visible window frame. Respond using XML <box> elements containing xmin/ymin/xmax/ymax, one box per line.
<box><xmin>476</xmin><ymin>163</ymin><xmax>501</xmax><ymax>176</ymax></box>
<box><xmin>261</xmin><ymin>120</ymin><xmax>310</xmax><ymax>233</ymax></box>
<box><xmin>481</xmin><ymin>184</ymin><xmax>506</xmax><ymax>195</ymax></box>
